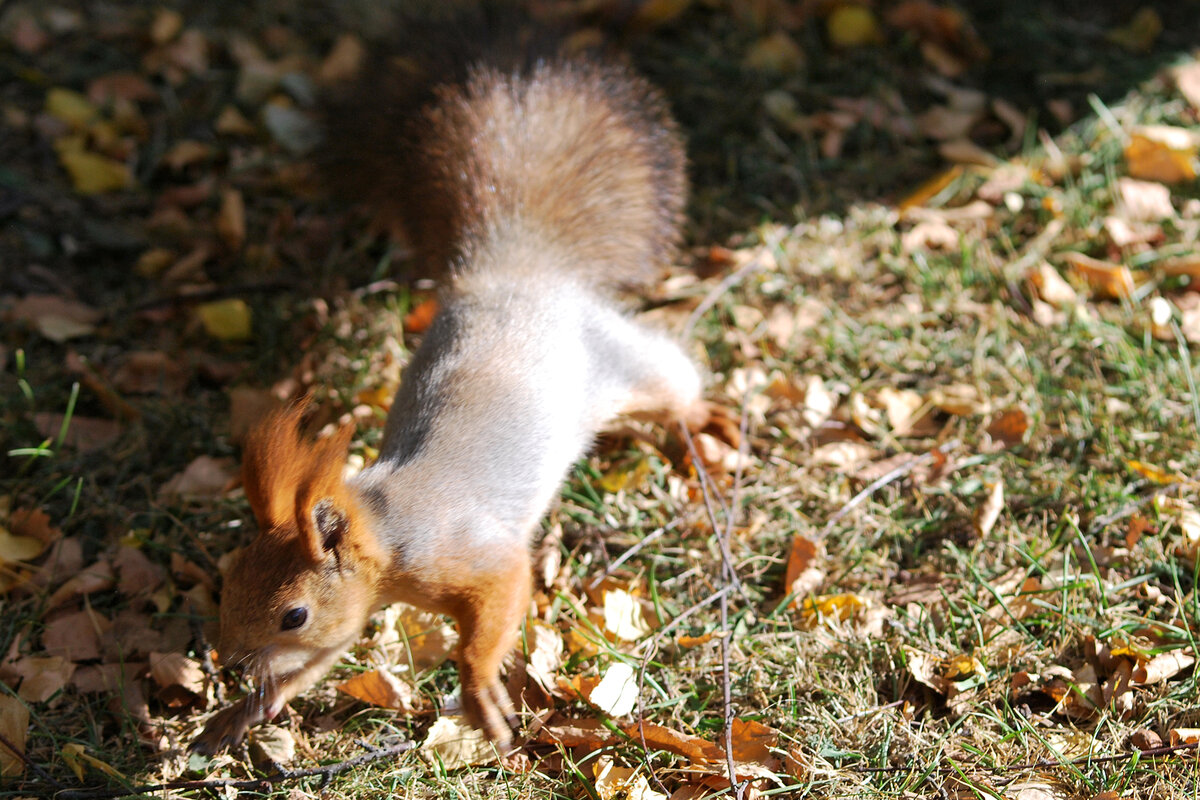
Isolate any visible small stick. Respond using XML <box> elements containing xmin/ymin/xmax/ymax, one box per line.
<box><xmin>0</xmin><ymin>730</ymin><xmax>65</xmax><ymax>791</ymax></box>
<box><xmin>53</xmin><ymin>740</ymin><xmax>414</xmax><ymax>800</ymax></box>
<box><xmin>819</xmin><ymin>440</ymin><xmax>959</xmax><ymax>540</ymax></box>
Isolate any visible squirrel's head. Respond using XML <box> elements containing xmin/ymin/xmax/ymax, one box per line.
<box><xmin>216</xmin><ymin>403</ymin><xmax>384</xmax><ymax>681</ymax></box>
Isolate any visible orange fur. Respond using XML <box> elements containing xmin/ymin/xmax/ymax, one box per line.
<box><xmin>241</xmin><ymin>405</ymin><xmax>368</xmax><ymax>562</ymax></box>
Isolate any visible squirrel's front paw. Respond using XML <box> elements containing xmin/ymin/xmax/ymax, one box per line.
<box><xmin>461</xmin><ymin>681</ymin><xmax>519</xmax><ymax>750</ymax></box>
<box><xmin>190</xmin><ymin>698</ymin><xmax>261</xmax><ymax>755</ymax></box>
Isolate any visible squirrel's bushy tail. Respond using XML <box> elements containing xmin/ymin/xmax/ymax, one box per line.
<box><xmin>319</xmin><ymin>14</ymin><xmax>685</xmax><ymax>290</ymax></box>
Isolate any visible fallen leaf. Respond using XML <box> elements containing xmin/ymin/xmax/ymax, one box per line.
<box><xmin>798</xmin><ymin>592</ymin><xmax>866</xmax><ymax>625</ymax></box>
<box><xmin>784</xmin><ymin>535</ymin><xmax>824</xmax><ymax>603</ymax></box>
<box><xmin>724</xmin><ymin>718</ymin><xmax>779</xmax><ymax>764</ymax></box>
<box><xmin>0</xmin><ymin>527</ymin><xmax>45</xmax><ymax>564</ymax></box>
<box><xmin>318</xmin><ymin>33</ymin><xmax>366</xmax><ymax>84</ymax></box>
<box><xmin>10</xmin><ymin>656</ymin><xmax>75</xmax><ymax>702</ymax></box>
<box><xmin>973</xmin><ymin>480</ymin><xmax>1004</xmax><ymax>537</ymax></box>
<box><xmin>158</xmin><ymin>456</ymin><xmax>236</xmax><ymax>500</ymax></box>
<box><xmin>337</xmin><ymin>668</ymin><xmax>415</xmax><ymax>711</ymax></box>
<box><xmin>603</xmin><ymin>588</ymin><xmax>651</xmax><ymax>642</ymax></box>
<box><xmin>1116</xmin><ymin>177</ymin><xmax>1174</xmax><ymax>221</ymax></box>
<box><xmin>1125</xmin><ymin>125</ymin><xmax>1198</xmax><ymax>183</ymax></box>
<box><xmin>1126</xmin><ymin>459</ymin><xmax>1177</xmax><ymax>485</ymax></box>
<box><xmin>1173</xmin><ymin>60</ymin><xmax>1200</xmax><ymax>112</ymax></box>
<box><xmin>403</xmin><ymin>297</ymin><xmax>439</xmax><ymax>334</ymax></box>
<box><xmin>55</xmin><ymin>142</ymin><xmax>131</xmax><ymax>195</ymax></box>
<box><xmin>1132</xmin><ymin>650</ymin><xmax>1194</xmax><ymax>684</ymax></box>
<box><xmin>43</xmin><ymin>609</ymin><xmax>106</xmax><ymax>661</ymax></box>
<box><xmin>149</xmin><ymin>8</ymin><xmax>183</xmax><ymax>44</ymax></box>
<box><xmin>877</xmin><ymin>387</ymin><xmax>927</xmax><ymax>435</ymax></box>
<box><xmin>1129</xmin><ymin>728</ymin><xmax>1163</xmax><ymax>751</ymax></box>
<box><xmin>1027</xmin><ymin>263</ymin><xmax>1077</xmax><ymax>307</ymax></box>
<box><xmin>1063</xmin><ymin>252</ymin><xmax>1135</xmax><ymax>299</ymax></box>
<box><xmin>88</xmin><ymin>72</ymin><xmax>157</xmax><ymax>105</ymax></box>
<box><xmin>826</xmin><ymin>4</ymin><xmax>882</xmax><ymax>48</ymax></box>
<box><xmin>33</xmin><ymin>413</ymin><xmax>121</xmax><ymax>453</ymax></box>
<box><xmin>622</xmin><ymin>722</ymin><xmax>722</xmax><ymax>764</ymax></box>
<box><xmin>9</xmin><ymin>294</ymin><xmax>101</xmax><ymax>342</ymax></box>
<box><xmin>1169</xmin><ymin>727</ymin><xmax>1200</xmax><ymax>746</ymax></box>
<box><xmin>149</xmin><ymin>652</ymin><xmax>205</xmax><ymax>694</ymax></box>
<box><xmin>9</xmin><ymin>508</ymin><xmax>61</xmax><ymax>547</ymax></box>
<box><xmin>250</xmin><ymin>725</ymin><xmax>296</xmax><ymax>767</ymax></box>
<box><xmin>929</xmin><ymin>383</ymin><xmax>987</xmax><ymax>415</ymax></box>
<box><xmin>197</xmin><ymin>299</ymin><xmax>252</xmax><ymax>341</ymax></box>
<box><xmin>45</xmin><ymin>88</ymin><xmax>98</xmax><ymax>128</ymax></box>
<box><xmin>378</xmin><ymin>603</ymin><xmax>458</xmax><ymax>671</ymax></box>
<box><xmin>1106</xmin><ymin>7</ymin><xmax>1161</xmax><ymax>53</ymax></box>
<box><xmin>899</xmin><ymin>165</ymin><xmax>962</xmax><ymax>210</ymax></box>
<box><xmin>0</xmin><ymin>696</ymin><xmax>28</xmax><ymax>776</ymax></box>
<box><xmin>112</xmin><ymin>350</ymin><xmax>187</xmax><ymax>395</ymax></box>
<box><xmin>742</xmin><ymin>32</ymin><xmax>805</xmax><ymax>74</ymax></box>
<box><xmin>46</xmin><ymin>558</ymin><xmax>115</xmax><ymax>608</ymax></box>
<box><xmin>534</xmin><ymin>717</ymin><xmax>613</xmax><ymax>748</ymax></box>
<box><xmin>986</xmin><ymin>409</ymin><xmax>1029</xmax><ymax>448</ymax></box>
<box><xmin>594</xmin><ymin>757</ymin><xmax>668</xmax><ymax>800</ymax></box>
<box><xmin>524</xmin><ymin>621</ymin><xmax>565</xmax><ymax>696</ymax></box>
<box><xmin>588</xmin><ymin>662</ymin><xmax>638</xmax><ymax>717</ymax></box>
<box><xmin>811</xmin><ymin>441</ymin><xmax>875</xmax><ymax>470</ymax></box>
<box><xmin>59</xmin><ymin>744</ymin><xmax>123</xmax><ymax>780</ymax></box>
<box><xmin>420</xmin><ymin>715</ymin><xmax>498</xmax><ymax>769</ymax></box>
<box><xmin>216</xmin><ymin>188</ymin><xmax>246</xmax><ymax>250</ymax></box>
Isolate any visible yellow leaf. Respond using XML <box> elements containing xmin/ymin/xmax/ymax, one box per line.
<box><xmin>0</xmin><ymin>527</ymin><xmax>46</xmax><ymax>564</ymax></box>
<box><xmin>197</xmin><ymin>299</ymin><xmax>252</xmax><ymax>341</ymax></box>
<box><xmin>1126</xmin><ymin>459</ymin><xmax>1177</xmax><ymax>485</ymax></box>
<box><xmin>1063</xmin><ymin>251</ymin><xmax>1135</xmax><ymax>299</ymax></box>
<box><xmin>337</xmin><ymin>669</ymin><xmax>414</xmax><ymax>711</ymax></box>
<box><xmin>45</xmin><ymin>88</ymin><xmax>98</xmax><ymax>128</ymax></box>
<box><xmin>1125</xmin><ymin>125</ymin><xmax>1199</xmax><ymax>183</ymax></box>
<box><xmin>743</xmin><ymin>32</ymin><xmax>805</xmax><ymax>74</ymax></box>
<box><xmin>827</xmin><ymin>4</ymin><xmax>883</xmax><ymax>48</ymax></box>
<box><xmin>60</xmin><ymin>743</ymin><xmax>122</xmax><ymax>780</ymax></box>
<box><xmin>598</xmin><ymin>457</ymin><xmax>650</xmax><ymax>493</ymax></box>
<box><xmin>55</xmin><ymin>145</ymin><xmax>131</xmax><ymax>195</ymax></box>
<box><xmin>631</xmin><ymin>0</ymin><xmax>693</xmax><ymax>28</ymax></box>
<box><xmin>594</xmin><ymin>757</ymin><xmax>668</xmax><ymax>800</ymax></box>
<box><xmin>1106</xmin><ymin>8</ymin><xmax>1162</xmax><ymax>53</ymax></box>
<box><xmin>798</xmin><ymin>592</ymin><xmax>866</xmax><ymax>624</ymax></box>
<box><xmin>899</xmin><ymin>165</ymin><xmax>963</xmax><ymax>210</ymax></box>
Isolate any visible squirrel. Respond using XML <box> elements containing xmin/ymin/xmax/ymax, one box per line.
<box><xmin>191</xmin><ymin>22</ymin><xmax>707</xmax><ymax>754</ymax></box>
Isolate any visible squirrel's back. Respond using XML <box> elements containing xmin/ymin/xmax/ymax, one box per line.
<box><xmin>320</xmin><ymin>27</ymin><xmax>686</xmax><ymax>288</ymax></box>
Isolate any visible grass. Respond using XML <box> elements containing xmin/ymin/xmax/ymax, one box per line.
<box><xmin>4</xmin><ymin>1</ymin><xmax>1200</xmax><ymax>798</ymax></box>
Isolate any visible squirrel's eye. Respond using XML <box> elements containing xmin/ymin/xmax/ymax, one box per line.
<box><xmin>281</xmin><ymin>607</ymin><xmax>308</xmax><ymax>631</ymax></box>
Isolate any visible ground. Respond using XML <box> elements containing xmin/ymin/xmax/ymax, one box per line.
<box><xmin>2</xmin><ymin>1</ymin><xmax>1200</xmax><ymax>798</ymax></box>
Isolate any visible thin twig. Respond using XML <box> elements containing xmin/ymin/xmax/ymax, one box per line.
<box><xmin>0</xmin><ymin>730</ymin><xmax>65</xmax><ymax>791</ymax></box>
<box><xmin>852</xmin><ymin>739</ymin><xmax>1200</xmax><ymax>776</ymax></box>
<box><xmin>588</xmin><ymin>519</ymin><xmax>681</xmax><ymax>590</ymax></box>
<box><xmin>53</xmin><ymin>740</ymin><xmax>414</xmax><ymax>800</ymax></box>
<box><xmin>819</xmin><ymin>440</ymin><xmax>959</xmax><ymax>540</ymax></box>
<box><xmin>683</xmin><ymin>240</ymin><xmax>778</xmax><ymax>340</ymax></box>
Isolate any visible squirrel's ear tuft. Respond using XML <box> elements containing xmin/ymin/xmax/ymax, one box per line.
<box><xmin>310</xmin><ymin>499</ymin><xmax>348</xmax><ymax>554</ymax></box>
<box><xmin>241</xmin><ymin>402</ymin><xmax>310</xmax><ymax>534</ymax></box>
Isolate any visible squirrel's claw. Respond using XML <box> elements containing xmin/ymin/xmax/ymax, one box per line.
<box><xmin>190</xmin><ymin>698</ymin><xmax>259</xmax><ymax>755</ymax></box>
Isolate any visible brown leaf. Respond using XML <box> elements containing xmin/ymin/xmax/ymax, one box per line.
<box><xmin>158</xmin><ymin>456</ymin><xmax>236</xmax><ymax>500</ymax></box>
<box><xmin>46</xmin><ymin>558</ymin><xmax>115</xmax><ymax>609</ymax></box>
<box><xmin>1129</xmin><ymin>728</ymin><xmax>1163</xmax><ymax>751</ymax></box>
<box><xmin>114</xmin><ymin>545</ymin><xmax>166</xmax><ymax>598</ymax></box>
<box><xmin>216</xmin><ymin>188</ymin><xmax>246</xmax><ymax>250</ymax></box>
<box><xmin>9</xmin><ymin>294</ymin><xmax>101</xmax><ymax>341</ymax></box>
<box><xmin>72</xmin><ymin>663</ymin><xmax>140</xmax><ymax>694</ymax></box>
<box><xmin>784</xmin><ymin>535</ymin><xmax>824</xmax><ymax>604</ymax></box>
<box><xmin>111</xmin><ymin>350</ymin><xmax>188</xmax><ymax>395</ymax></box>
<box><xmin>318</xmin><ymin>33</ymin><xmax>366</xmax><ymax>84</ymax></box>
<box><xmin>535</xmin><ymin>717</ymin><xmax>613</xmax><ymax>748</ymax></box>
<box><xmin>43</xmin><ymin>609</ymin><xmax>107</xmax><ymax>662</ymax></box>
<box><xmin>1131</xmin><ymin>649</ymin><xmax>1194</xmax><ymax>684</ymax></box>
<box><xmin>723</xmin><ymin>718</ymin><xmax>779</xmax><ymax>765</ymax></box>
<box><xmin>148</xmin><ymin>652</ymin><xmax>205</xmax><ymax>694</ymax></box>
<box><xmin>161</xmin><ymin>140</ymin><xmax>212</xmax><ymax>171</ymax></box>
<box><xmin>88</xmin><ymin>72</ymin><xmax>157</xmax><ymax>105</ymax></box>
<box><xmin>9</xmin><ymin>508</ymin><xmax>60</xmax><ymax>547</ymax></box>
<box><xmin>0</xmin><ymin>695</ymin><xmax>28</xmax><ymax>776</ymax></box>
<box><xmin>623</xmin><ymin>722</ymin><xmax>722</xmax><ymax>764</ymax></box>
<box><xmin>33</xmin><ymin>413</ymin><xmax>121</xmax><ymax>453</ymax></box>
<box><xmin>986</xmin><ymin>409</ymin><xmax>1029</xmax><ymax>448</ymax></box>
<box><xmin>403</xmin><ymin>297</ymin><xmax>440</xmax><ymax>334</ymax></box>
<box><xmin>9</xmin><ymin>655</ymin><xmax>75</xmax><ymax>702</ymax></box>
